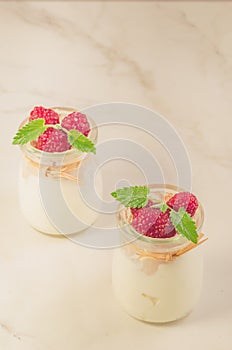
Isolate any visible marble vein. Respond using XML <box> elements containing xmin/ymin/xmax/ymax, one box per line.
<box><xmin>7</xmin><ymin>4</ymin><xmax>155</xmax><ymax>91</ymax></box>
<box><xmin>0</xmin><ymin>322</ymin><xmax>22</xmax><ymax>341</ymax></box>
<box><xmin>157</xmin><ymin>4</ymin><xmax>230</xmax><ymax>68</ymax></box>
<box><xmin>179</xmin><ymin>10</ymin><xmax>228</xmax><ymax>65</ymax></box>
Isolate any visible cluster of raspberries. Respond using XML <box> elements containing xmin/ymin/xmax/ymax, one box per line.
<box><xmin>131</xmin><ymin>192</ymin><xmax>198</xmax><ymax>239</ymax></box>
<box><xmin>29</xmin><ymin>106</ymin><xmax>90</xmax><ymax>152</ymax></box>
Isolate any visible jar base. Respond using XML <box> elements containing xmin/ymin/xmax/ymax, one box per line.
<box><xmin>28</xmin><ymin>220</ymin><xmax>97</xmax><ymax>237</ymax></box>
<box><xmin>124</xmin><ymin>308</ymin><xmax>193</xmax><ymax>325</ymax></box>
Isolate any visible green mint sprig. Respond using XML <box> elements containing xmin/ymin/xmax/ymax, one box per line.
<box><xmin>12</xmin><ymin>119</ymin><xmax>48</xmax><ymax>145</ymax></box>
<box><xmin>158</xmin><ymin>202</ymin><xmax>169</xmax><ymax>213</ymax></box>
<box><xmin>170</xmin><ymin>208</ymin><xmax>198</xmax><ymax>244</ymax></box>
<box><xmin>111</xmin><ymin>186</ymin><xmax>198</xmax><ymax>244</ymax></box>
<box><xmin>111</xmin><ymin>186</ymin><xmax>149</xmax><ymax>208</ymax></box>
<box><xmin>68</xmin><ymin>129</ymin><xmax>96</xmax><ymax>154</ymax></box>
<box><xmin>12</xmin><ymin>118</ymin><xmax>96</xmax><ymax>154</ymax></box>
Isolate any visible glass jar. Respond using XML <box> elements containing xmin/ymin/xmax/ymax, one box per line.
<box><xmin>112</xmin><ymin>184</ymin><xmax>206</xmax><ymax>323</ymax></box>
<box><xmin>18</xmin><ymin>107</ymin><xmax>100</xmax><ymax>236</ymax></box>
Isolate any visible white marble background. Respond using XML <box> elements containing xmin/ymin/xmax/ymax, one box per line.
<box><xmin>0</xmin><ymin>1</ymin><xmax>231</xmax><ymax>349</ymax></box>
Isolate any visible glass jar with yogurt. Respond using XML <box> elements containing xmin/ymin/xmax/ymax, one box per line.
<box><xmin>18</xmin><ymin>107</ymin><xmax>99</xmax><ymax>236</ymax></box>
<box><xmin>112</xmin><ymin>184</ymin><xmax>206</xmax><ymax>323</ymax></box>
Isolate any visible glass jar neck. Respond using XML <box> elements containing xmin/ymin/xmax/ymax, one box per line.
<box><xmin>21</xmin><ymin>143</ymin><xmax>88</xmax><ymax>167</ymax></box>
<box><xmin>118</xmin><ymin>209</ymin><xmax>190</xmax><ymax>254</ymax></box>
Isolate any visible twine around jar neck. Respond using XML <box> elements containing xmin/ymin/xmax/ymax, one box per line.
<box><xmin>25</xmin><ymin>155</ymin><xmax>81</xmax><ymax>183</ymax></box>
<box><xmin>127</xmin><ymin>233</ymin><xmax>208</xmax><ymax>262</ymax></box>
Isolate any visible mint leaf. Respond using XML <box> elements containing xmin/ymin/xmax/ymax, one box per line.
<box><xmin>159</xmin><ymin>202</ymin><xmax>169</xmax><ymax>213</ymax></box>
<box><xmin>12</xmin><ymin>118</ymin><xmax>48</xmax><ymax>145</ymax></box>
<box><xmin>170</xmin><ymin>207</ymin><xmax>198</xmax><ymax>243</ymax></box>
<box><xmin>68</xmin><ymin>129</ymin><xmax>96</xmax><ymax>154</ymax></box>
<box><xmin>149</xmin><ymin>202</ymin><xmax>167</xmax><ymax>210</ymax></box>
<box><xmin>111</xmin><ymin>186</ymin><xmax>149</xmax><ymax>208</ymax></box>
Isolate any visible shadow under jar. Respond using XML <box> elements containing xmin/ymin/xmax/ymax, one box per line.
<box><xmin>112</xmin><ymin>184</ymin><xmax>205</xmax><ymax>323</ymax></box>
<box><xmin>18</xmin><ymin>107</ymin><xmax>99</xmax><ymax>236</ymax></box>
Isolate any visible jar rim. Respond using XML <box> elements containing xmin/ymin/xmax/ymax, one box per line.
<box><xmin>19</xmin><ymin>107</ymin><xmax>98</xmax><ymax>165</ymax></box>
<box><xmin>116</xmin><ymin>183</ymin><xmax>204</xmax><ymax>247</ymax></box>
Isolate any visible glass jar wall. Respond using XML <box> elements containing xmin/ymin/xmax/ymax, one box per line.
<box><xmin>18</xmin><ymin>107</ymin><xmax>99</xmax><ymax>236</ymax></box>
<box><xmin>112</xmin><ymin>184</ymin><xmax>205</xmax><ymax>323</ymax></box>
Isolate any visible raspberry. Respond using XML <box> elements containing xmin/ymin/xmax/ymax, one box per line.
<box><xmin>36</xmin><ymin>128</ymin><xmax>71</xmax><ymax>152</ymax></box>
<box><xmin>29</xmin><ymin>106</ymin><xmax>59</xmax><ymax>125</ymax></box>
<box><xmin>61</xmin><ymin>112</ymin><xmax>90</xmax><ymax>137</ymax></box>
<box><xmin>130</xmin><ymin>200</ymin><xmax>153</xmax><ymax>218</ymax></box>
<box><xmin>167</xmin><ymin>192</ymin><xmax>198</xmax><ymax>217</ymax></box>
<box><xmin>131</xmin><ymin>206</ymin><xmax>176</xmax><ymax>239</ymax></box>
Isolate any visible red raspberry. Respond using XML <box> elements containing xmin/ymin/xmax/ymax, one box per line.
<box><xmin>61</xmin><ymin>112</ymin><xmax>90</xmax><ymax>136</ymax></box>
<box><xmin>167</xmin><ymin>192</ymin><xmax>198</xmax><ymax>217</ymax></box>
<box><xmin>36</xmin><ymin>128</ymin><xmax>71</xmax><ymax>152</ymax></box>
<box><xmin>131</xmin><ymin>207</ymin><xmax>176</xmax><ymax>239</ymax></box>
<box><xmin>130</xmin><ymin>200</ymin><xmax>153</xmax><ymax>218</ymax></box>
<box><xmin>29</xmin><ymin>106</ymin><xmax>59</xmax><ymax>125</ymax></box>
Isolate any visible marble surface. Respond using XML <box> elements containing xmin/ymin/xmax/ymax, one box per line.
<box><xmin>0</xmin><ymin>1</ymin><xmax>232</xmax><ymax>349</ymax></box>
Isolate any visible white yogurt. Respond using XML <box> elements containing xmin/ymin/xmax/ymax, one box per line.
<box><xmin>18</xmin><ymin>161</ymin><xmax>99</xmax><ymax>235</ymax></box>
<box><xmin>112</xmin><ymin>245</ymin><xmax>203</xmax><ymax>323</ymax></box>
<box><xmin>112</xmin><ymin>185</ymin><xmax>205</xmax><ymax>323</ymax></box>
